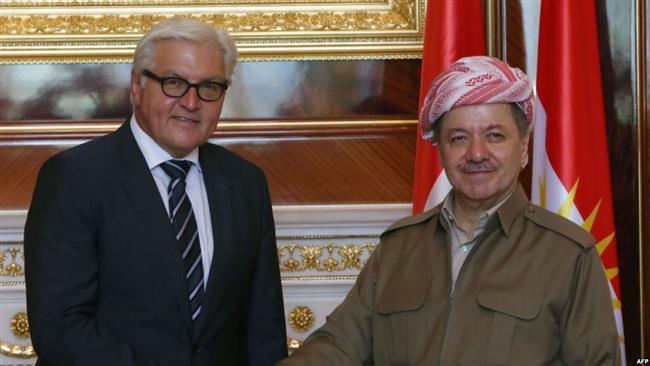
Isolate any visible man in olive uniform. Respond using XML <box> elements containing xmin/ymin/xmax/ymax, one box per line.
<box><xmin>280</xmin><ymin>56</ymin><xmax>619</xmax><ymax>365</ymax></box>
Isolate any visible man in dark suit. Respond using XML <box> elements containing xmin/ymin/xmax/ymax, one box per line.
<box><xmin>24</xmin><ymin>17</ymin><xmax>287</xmax><ymax>365</ymax></box>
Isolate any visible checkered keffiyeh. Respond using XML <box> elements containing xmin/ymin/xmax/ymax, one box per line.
<box><xmin>420</xmin><ymin>56</ymin><xmax>535</xmax><ymax>143</ymax></box>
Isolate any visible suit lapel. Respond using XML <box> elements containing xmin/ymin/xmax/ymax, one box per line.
<box><xmin>114</xmin><ymin>121</ymin><xmax>193</xmax><ymax>333</ymax></box>
<box><xmin>195</xmin><ymin>145</ymin><xmax>234</xmax><ymax>336</ymax></box>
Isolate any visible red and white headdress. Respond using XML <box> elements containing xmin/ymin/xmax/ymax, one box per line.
<box><xmin>420</xmin><ymin>55</ymin><xmax>535</xmax><ymax>143</ymax></box>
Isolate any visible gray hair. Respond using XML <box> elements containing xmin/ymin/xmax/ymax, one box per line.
<box><xmin>132</xmin><ymin>17</ymin><xmax>238</xmax><ymax>83</ymax></box>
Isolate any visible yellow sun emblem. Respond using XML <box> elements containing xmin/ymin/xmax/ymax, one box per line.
<box><xmin>537</xmin><ymin>175</ymin><xmax>619</xmax><ymax>309</ymax></box>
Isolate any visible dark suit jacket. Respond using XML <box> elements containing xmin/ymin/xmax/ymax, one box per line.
<box><xmin>24</xmin><ymin>122</ymin><xmax>287</xmax><ymax>366</ymax></box>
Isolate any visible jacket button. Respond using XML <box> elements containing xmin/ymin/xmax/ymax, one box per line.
<box><xmin>193</xmin><ymin>345</ymin><xmax>201</xmax><ymax>354</ymax></box>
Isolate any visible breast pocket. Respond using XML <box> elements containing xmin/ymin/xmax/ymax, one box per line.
<box><xmin>376</xmin><ymin>303</ymin><xmax>425</xmax><ymax>365</ymax></box>
<box><xmin>376</xmin><ymin>282</ymin><xmax>437</xmax><ymax>365</ymax></box>
<box><xmin>477</xmin><ymin>288</ymin><xmax>541</xmax><ymax>365</ymax></box>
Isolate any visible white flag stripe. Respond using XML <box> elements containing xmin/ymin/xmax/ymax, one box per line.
<box><xmin>423</xmin><ymin>171</ymin><xmax>452</xmax><ymax>212</ymax></box>
<box><xmin>531</xmin><ymin>153</ymin><xmax>584</xmax><ymax>223</ymax></box>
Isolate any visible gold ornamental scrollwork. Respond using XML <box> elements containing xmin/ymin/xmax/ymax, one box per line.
<box><xmin>277</xmin><ymin>243</ymin><xmax>376</xmax><ymax>273</ymax></box>
<box><xmin>0</xmin><ymin>0</ymin><xmax>424</xmax><ymax>62</ymax></box>
<box><xmin>288</xmin><ymin>306</ymin><xmax>315</xmax><ymax>333</ymax></box>
<box><xmin>0</xmin><ymin>341</ymin><xmax>36</xmax><ymax>359</ymax></box>
<box><xmin>10</xmin><ymin>312</ymin><xmax>30</xmax><ymax>339</ymax></box>
<box><xmin>0</xmin><ymin>247</ymin><xmax>25</xmax><ymax>277</ymax></box>
<box><xmin>1</xmin><ymin>2</ymin><xmax>417</xmax><ymax>35</ymax></box>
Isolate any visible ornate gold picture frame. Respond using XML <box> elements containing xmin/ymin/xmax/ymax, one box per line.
<box><xmin>0</xmin><ymin>0</ymin><xmax>425</xmax><ymax>63</ymax></box>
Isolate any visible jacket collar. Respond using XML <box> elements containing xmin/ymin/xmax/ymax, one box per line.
<box><xmin>494</xmin><ymin>184</ymin><xmax>530</xmax><ymax>237</ymax></box>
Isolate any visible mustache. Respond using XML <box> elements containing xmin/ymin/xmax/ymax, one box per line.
<box><xmin>459</xmin><ymin>161</ymin><xmax>496</xmax><ymax>173</ymax></box>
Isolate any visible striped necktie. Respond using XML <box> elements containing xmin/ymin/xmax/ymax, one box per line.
<box><xmin>160</xmin><ymin>160</ymin><xmax>204</xmax><ymax>329</ymax></box>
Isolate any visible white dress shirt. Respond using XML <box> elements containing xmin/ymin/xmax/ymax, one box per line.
<box><xmin>130</xmin><ymin>116</ymin><xmax>213</xmax><ymax>287</ymax></box>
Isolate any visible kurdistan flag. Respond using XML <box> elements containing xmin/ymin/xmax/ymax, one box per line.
<box><xmin>533</xmin><ymin>0</ymin><xmax>625</xmax><ymax>362</ymax></box>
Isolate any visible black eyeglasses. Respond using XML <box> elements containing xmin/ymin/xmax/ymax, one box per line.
<box><xmin>142</xmin><ymin>69</ymin><xmax>228</xmax><ymax>102</ymax></box>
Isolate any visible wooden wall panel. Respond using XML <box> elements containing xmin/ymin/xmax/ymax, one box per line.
<box><xmin>0</xmin><ymin>145</ymin><xmax>64</xmax><ymax>209</ymax></box>
<box><xmin>0</xmin><ymin>127</ymin><xmax>416</xmax><ymax>209</ymax></box>
<box><xmin>224</xmin><ymin>132</ymin><xmax>415</xmax><ymax>204</ymax></box>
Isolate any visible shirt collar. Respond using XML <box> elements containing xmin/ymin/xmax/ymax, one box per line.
<box><xmin>129</xmin><ymin>116</ymin><xmax>201</xmax><ymax>172</ymax></box>
<box><xmin>441</xmin><ymin>185</ymin><xmax>517</xmax><ymax>234</ymax></box>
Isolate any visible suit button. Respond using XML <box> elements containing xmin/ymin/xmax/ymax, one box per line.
<box><xmin>193</xmin><ymin>345</ymin><xmax>201</xmax><ymax>354</ymax></box>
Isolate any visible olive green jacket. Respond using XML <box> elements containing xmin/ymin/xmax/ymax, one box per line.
<box><xmin>279</xmin><ymin>186</ymin><xmax>620</xmax><ymax>365</ymax></box>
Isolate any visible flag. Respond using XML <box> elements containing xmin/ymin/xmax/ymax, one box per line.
<box><xmin>533</xmin><ymin>0</ymin><xmax>625</xmax><ymax>361</ymax></box>
<box><xmin>412</xmin><ymin>0</ymin><xmax>486</xmax><ymax>213</ymax></box>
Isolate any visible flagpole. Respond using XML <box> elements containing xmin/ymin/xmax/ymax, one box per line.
<box><xmin>485</xmin><ymin>0</ymin><xmax>504</xmax><ymax>59</ymax></box>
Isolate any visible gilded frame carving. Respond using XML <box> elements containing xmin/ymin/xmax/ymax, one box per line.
<box><xmin>0</xmin><ymin>0</ymin><xmax>425</xmax><ymax>63</ymax></box>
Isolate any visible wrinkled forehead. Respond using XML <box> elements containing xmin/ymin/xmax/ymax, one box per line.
<box><xmin>440</xmin><ymin>103</ymin><xmax>518</xmax><ymax>128</ymax></box>
<box><xmin>150</xmin><ymin>40</ymin><xmax>225</xmax><ymax>75</ymax></box>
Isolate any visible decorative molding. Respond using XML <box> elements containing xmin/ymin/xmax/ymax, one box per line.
<box><xmin>0</xmin><ymin>211</ymin><xmax>28</xmax><ymax>240</ymax></box>
<box><xmin>0</xmin><ymin>341</ymin><xmax>36</xmax><ymax>359</ymax></box>
<box><xmin>0</xmin><ymin>204</ymin><xmax>411</xmax><ymax>281</ymax></box>
<box><xmin>0</xmin><ymin>281</ymin><xmax>25</xmax><ymax>287</ymax></box>
<box><xmin>0</xmin><ymin>248</ymin><xmax>24</xmax><ymax>277</ymax></box>
<box><xmin>0</xmin><ymin>240</ymin><xmax>375</xmax><ymax>278</ymax></box>
<box><xmin>274</xmin><ymin>204</ymin><xmax>409</xmax><ymax>278</ymax></box>
<box><xmin>0</xmin><ymin>238</ymin><xmax>26</xmax><ymax>285</ymax></box>
<box><xmin>274</xmin><ymin>203</ymin><xmax>411</xmax><ymax>236</ymax></box>
<box><xmin>278</xmin><ymin>234</ymin><xmax>379</xmax><ymax>240</ymax></box>
<box><xmin>0</xmin><ymin>242</ymin><xmax>25</xmax><ymax>277</ymax></box>
<box><xmin>0</xmin><ymin>0</ymin><xmax>425</xmax><ymax>62</ymax></box>
<box><xmin>278</xmin><ymin>243</ymin><xmax>376</xmax><ymax>273</ymax></box>
<box><xmin>0</xmin><ymin>119</ymin><xmax>417</xmax><ymax>140</ymax></box>
<box><xmin>281</xmin><ymin>275</ymin><xmax>357</xmax><ymax>281</ymax></box>
<box><xmin>1</xmin><ymin>7</ymin><xmax>416</xmax><ymax>34</ymax></box>
<box><xmin>10</xmin><ymin>312</ymin><xmax>30</xmax><ymax>339</ymax></box>
<box><xmin>0</xmin><ymin>204</ymin><xmax>411</xmax><ymax>280</ymax></box>
<box><xmin>288</xmin><ymin>306</ymin><xmax>315</xmax><ymax>332</ymax></box>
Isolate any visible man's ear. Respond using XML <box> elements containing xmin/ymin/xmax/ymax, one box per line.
<box><xmin>522</xmin><ymin>131</ymin><xmax>531</xmax><ymax>150</ymax></box>
<box><xmin>130</xmin><ymin>70</ymin><xmax>142</xmax><ymax>107</ymax></box>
